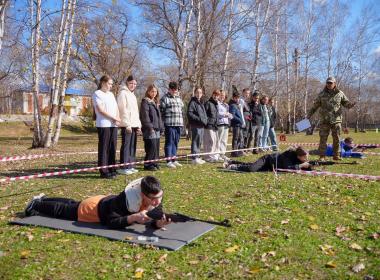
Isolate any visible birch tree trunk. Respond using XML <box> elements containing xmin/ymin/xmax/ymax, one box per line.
<box><xmin>251</xmin><ymin>0</ymin><xmax>270</xmax><ymax>90</ymax></box>
<box><xmin>44</xmin><ymin>0</ymin><xmax>71</xmax><ymax>148</ymax></box>
<box><xmin>0</xmin><ymin>0</ymin><xmax>8</xmax><ymax>51</ymax></box>
<box><xmin>284</xmin><ymin>15</ymin><xmax>291</xmax><ymax>134</ymax></box>
<box><xmin>31</xmin><ymin>0</ymin><xmax>44</xmax><ymax>148</ymax></box>
<box><xmin>220</xmin><ymin>0</ymin><xmax>234</xmax><ymax>91</ymax></box>
<box><xmin>293</xmin><ymin>48</ymin><xmax>300</xmax><ymax>134</ymax></box>
<box><xmin>192</xmin><ymin>0</ymin><xmax>201</xmax><ymax>94</ymax></box>
<box><xmin>53</xmin><ymin>0</ymin><xmax>77</xmax><ymax>145</ymax></box>
<box><xmin>178</xmin><ymin>0</ymin><xmax>193</xmax><ymax>88</ymax></box>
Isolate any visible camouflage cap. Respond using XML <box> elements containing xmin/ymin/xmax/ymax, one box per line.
<box><xmin>326</xmin><ymin>77</ymin><xmax>336</xmax><ymax>83</ymax></box>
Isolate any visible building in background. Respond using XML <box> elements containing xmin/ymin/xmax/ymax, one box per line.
<box><xmin>0</xmin><ymin>85</ymin><xmax>91</xmax><ymax>117</ymax></box>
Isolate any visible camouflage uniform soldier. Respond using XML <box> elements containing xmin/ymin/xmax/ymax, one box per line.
<box><xmin>307</xmin><ymin>77</ymin><xmax>355</xmax><ymax>160</ymax></box>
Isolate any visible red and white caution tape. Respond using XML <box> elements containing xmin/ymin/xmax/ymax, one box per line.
<box><xmin>0</xmin><ymin>151</ymin><xmax>98</xmax><ymax>162</ymax></box>
<box><xmin>0</xmin><ymin>146</ymin><xmax>194</xmax><ymax>163</ymax></box>
<box><xmin>281</xmin><ymin>142</ymin><xmax>380</xmax><ymax>147</ymax></box>
<box><xmin>0</xmin><ymin>146</ymin><xmax>275</xmax><ymax>183</ymax></box>
<box><xmin>277</xmin><ymin>168</ymin><xmax>380</xmax><ymax>181</ymax></box>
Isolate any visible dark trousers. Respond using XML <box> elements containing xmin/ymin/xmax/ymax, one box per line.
<box><xmin>34</xmin><ymin>197</ymin><xmax>80</xmax><ymax>221</ymax></box>
<box><xmin>97</xmin><ymin>127</ymin><xmax>117</xmax><ymax>175</ymax></box>
<box><xmin>144</xmin><ymin>137</ymin><xmax>160</xmax><ymax>168</ymax></box>
<box><xmin>191</xmin><ymin>127</ymin><xmax>204</xmax><ymax>159</ymax></box>
<box><xmin>231</xmin><ymin>126</ymin><xmax>243</xmax><ymax>157</ymax></box>
<box><xmin>164</xmin><ymin>126</ymin><xmax>181</xmax><ymax>162</ymax></box>
<box><xmin>120</xmin><ymin>127</ymin><xmax>138</xmax><ymax>169</ymax></box>
<box><xmin>230</xmin><ymin>155</ymin><xmax>271</xmax><ymax>172</ymax></box>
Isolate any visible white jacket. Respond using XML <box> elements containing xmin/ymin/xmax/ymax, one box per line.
<box><xmin>117</xmin><ymin>86</ymin><xmax>141</xmax><ymax>129</ymax></box>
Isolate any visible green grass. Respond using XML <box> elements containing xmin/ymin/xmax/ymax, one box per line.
<box><xmin>0</xmin><ymin>129</ymin><xmax>379</xmax><ymax>279</ymax></box>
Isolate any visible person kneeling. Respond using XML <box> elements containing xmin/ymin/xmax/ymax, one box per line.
<box><xmin>223</xmin><ymin>146</ymin><xmax>310</xmax><ymax>172</ymax></box>
<box><xmin>24</xmin><ymin>176</ymin><xmax>171</xmax><ymax>229</ymax></box>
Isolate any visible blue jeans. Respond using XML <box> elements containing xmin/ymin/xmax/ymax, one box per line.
<box><xmin>164</xmin><ymin>126</ymin><xmax>181</xmax><ymax>162</ymax></box>
<box><xmin>268</xmin><ymin>127</ymin><xmax>278</xmax><ymax>150</ymax></box>
<box><xmin>258</xmin><ymin>123</ymin><xmax>270</xmax><ymax>148</ymax></box>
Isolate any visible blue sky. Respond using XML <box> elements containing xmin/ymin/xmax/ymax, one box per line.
<box><xmin>10</xmin><ymin>0</ymin><xmax>380</xmax><ymax>66</ymax></box>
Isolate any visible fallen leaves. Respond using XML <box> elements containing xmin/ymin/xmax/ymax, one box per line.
<box><xmin>309</xmin><ymin>224</ymin><xmax>319</xmax><ymax>230</ymax></box>
<box><xmin>325</xmin><ymin>261</ymin><xmax>337</xmax><ymax>268</ymax></box>
<box><xmin>281</xmin><ymin>219</ymin><xmax>289</xmax><ymax>225</ymax></box>
<box><xmin>349</xmin><ymin>243</ymin><xmax>363</xmax><ymax>251</ymax></box>
<box><xmin>335</xmin><ymin>225</ymin><xmax>349</xmax><ymax>237</ymax></box>
<box><xmin>133</xmin><ymin>268</ymin><xmax>144</xmax><ymax>279</ymax></box>
<box><xmin>319</xmin><ymin>244</ymin><xmax>335</xmax><ymax>256</ymax></box>
<box><xmin>261</xmin><ymin>251</ymin><xmax>276</xmax><ymax>262</ymax></box>
<box><xmin>158</xmin><ymin>253</ymin><xmax>168</xmax><ymax>263</ymax></box>
<box><xmin>351</xmin><ymin>263</ymin><xmax>365</xmax><ymax>273</ymax></box>
<box><xmin>20</xmin><ymin>250</ymin><xmax>30</xmax><ymax>259</ymax></box>
<box><xmin>369</xmin><ymin>232</ymin><xmax>379</xmax><ymax>240</ymax></box>
<box><xmin>224</xmin><ymin>245</ymin><xmax>239</xmax><ymax>253</ymax></box>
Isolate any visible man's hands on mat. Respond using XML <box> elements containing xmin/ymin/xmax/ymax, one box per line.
<box><xmin>155</xmin><ymin>214</ymin><xmax>172</xmax><ymax>228</ymax></box>
<box><xmin>129</xmin><ymin>210</ymin><xmax>152</xmax><ymax>224</ymax></box>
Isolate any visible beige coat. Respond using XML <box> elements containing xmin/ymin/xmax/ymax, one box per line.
<box><xmin>117</xmin><ymin>86</ymin><xmax>141</xmax><ymax>129</ymax></box>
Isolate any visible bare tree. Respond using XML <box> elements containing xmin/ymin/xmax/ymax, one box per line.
<box><xmin>250</xmin><ymin>0</ymin><xmax>271</xmax><ymax>90</ymax></box>
<box><xmin>220</xmin><ymin>0</ymin><xmax>234</xmax><ymax>91</ymax></box>
<box><xmin>53</xmin><ymin>0</ymin><xmax>77</xmax><ymax>145</ymax></box>
<box><xmin>0</xmin><ymin>0</ymin><xmax>8</xmax><ymax>51</ymax></box>
<box><xmin>31</xmin><ymin>0</ymin><xmax>44</xmax><ymax>148</ymax></box>
<box><xmin>71</xmin><ymin>4</ymin><xmax>141</xmax><ymax>87</ymax></box>
<box><xmin>44</xmin><ymin>0</ymin><xmax>72</xmax><ymax>147</ymax></box>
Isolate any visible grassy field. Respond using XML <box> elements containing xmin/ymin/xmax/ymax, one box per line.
<box><xmin>0</xmin><ymin>123</ymin><xmax>379</xmax><ymax>279</ymax></box>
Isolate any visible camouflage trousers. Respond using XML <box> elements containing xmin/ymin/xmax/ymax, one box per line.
<box><xmin>318</xmin><ymin>123</ymin><xmax>341</xmax><ymax>157</ymax></box>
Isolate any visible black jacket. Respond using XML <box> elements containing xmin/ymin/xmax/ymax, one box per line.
<box><xmin>263</xmin><ymin>149</ymin><xmax>303</xmax><ymax>170</ymax></box>
<box><xmin>204</xmin><ymin>97</ymin><xmax>219</xmax><ymax>130</ymax></box>
<box><xmin>187</xmin><ymin>97</ymin><xmax>207</xmax><ymax>128</ymax></box>
<box><xmin>98</xmin><ymin>191</ymin><xmax>163</xmax><ymax>229</ymax></box>
<box><xmin>268</xmin><ymin>106</ymin><xmax>277</xmax><ymax>128</ymax></box>
<box><xmin>249</xmin><ymin>101</ymin><xmax>262</xmax><ymax>126</ymax></box>
<box><xmin>140</xmin><ymin>98</ymin><xmax>163</xmax><ymax>133</ymax></box>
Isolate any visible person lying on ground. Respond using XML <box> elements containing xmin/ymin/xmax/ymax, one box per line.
<box><xmin>309</xmin><ymin>137</ymin><xmax>365</xmax><ymax>159</ymax></box>
<box><xmin>24</xmin><ymin>176</ymin><xmax>171</xmax><ymax>229</ymax></box>
<box><xmin>223</xmin><ymin>146</ymin><xmax>310</xmax><ymax>172</ymax></box>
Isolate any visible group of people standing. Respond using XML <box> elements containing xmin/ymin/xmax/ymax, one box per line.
<box><xmin>187</xmin><ymin>87</ymin><xmax>278</xmax><ymax>164</ymax></box>
<box><xmin>92</xmin><ymin>75</ymin><xmax>185</xmax><ymax>178</ymax></box>
<box><xmin>227</xmin><ymin>88</ymin><xmax>278</xmax><ymax>157</ymax></box>
<box><xmin>92</xmin><ymin>74</ymin><xmax>279</xmax><ymax>178</ymax></box>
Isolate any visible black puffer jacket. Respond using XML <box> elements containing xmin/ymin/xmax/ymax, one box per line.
<box><xmin>187</xmin><ymin>97</ymin><xmax>207</xmax><ymax>128</ymax></box>
<box><xmin>98</xmin><ymin>191</ymin><xmax>163</xmax><ymax>229</ymax></box>
<box><xmin>140</xmin><ymin>98</ymin><xmax>163</xmax><ymax>133</ymax></box>
<box><xmin>204</xmin><ymin>97</ymin><xmax>219</xmax><ymax>130</ymax></box>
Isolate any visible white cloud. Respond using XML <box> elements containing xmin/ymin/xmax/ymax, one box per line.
<box><xmin>374</xmin><ymin>45</ymin><xmax>380</xmax><ymax>56</ymax></box>
<box><xmin>312</xmin><ymin>0</ymin><xmax>327</xmax><ymax>5</ymax></box>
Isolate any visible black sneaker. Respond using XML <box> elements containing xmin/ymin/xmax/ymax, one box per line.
<box><xmin>100</xmin><ymin>173</ymin><xmax>116</xmax><ymax>179</ymax></box>
<box><xmin>144</xmin><ymin>166</ymin><xmax>158</xmax><ymax>171</ymax></box>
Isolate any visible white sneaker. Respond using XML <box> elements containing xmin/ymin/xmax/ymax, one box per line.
<box><xmin>117</xmin><ymin>169</ymin><xmax>135</xmax><ymax>175</ymax></box>
<box><xmin>192</xmin><ymin>158</ymin><xmax>205</xmax><ymax>165</ymax></box>
<box><xmin>130</xmin><ymin>168</ymin><xmax>139</xmax><ymax>173</ymax></box>
<box><xmin>33</xmin><ymin>193</ymin><xmax>46</xmax><ymax>200</ymax></box>
<box><xmin>167</xmin><ymin>162</ymin><xmax>176</xmax><ymax>168</ymax></box>
<box><xmin>198</xmin><ymin>158</ymin><xmax>206</xmax><ymax>164</ymax></box>
<box><xmin>173</xmin><ymin>161</ymin><xmax>182</xmax><ymax>167</ymax></box>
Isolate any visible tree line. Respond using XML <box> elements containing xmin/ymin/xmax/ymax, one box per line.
<box><xmin>0</xmin><ymin>0</ymin><xmax>379</xmax><ymax>148</ymax></box>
